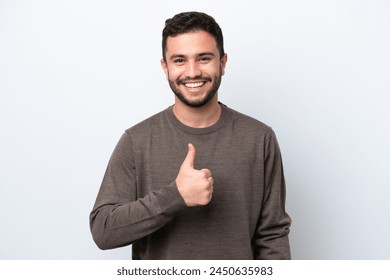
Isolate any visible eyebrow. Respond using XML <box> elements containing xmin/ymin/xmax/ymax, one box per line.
<box><xmin>169</xmin><ymin>52</ymin><xmax>215</xmax><ymax>61</ymax></box>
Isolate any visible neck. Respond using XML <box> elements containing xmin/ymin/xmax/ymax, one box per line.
<box><xmin>173</xmin><ymin>95</ymin><xmax>221</xmax><ymax>128</ymax></box>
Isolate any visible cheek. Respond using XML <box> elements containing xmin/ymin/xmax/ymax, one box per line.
<box><xmin>207</xmin><ymin>63</ymin><xmax>222</xmax><ymax>77</ymax></box>
<box><xmin>167</xmin><ymin>68</ymin><xmax>183</xmax><ymax>82</ymax></box>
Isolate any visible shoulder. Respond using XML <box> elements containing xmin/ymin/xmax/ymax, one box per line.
<box><xmin>224</xmin><ymin>105</ymin><xmax>281</xmax><ymax>156</ymax></box>
<box><xmin>225</xmin><ymin>105</ymin><xmax>275</xmax><ymax>138</ymax></box>
<box><xmin>124</xmin><ymin>107</ymin><xmax>170</xmax><ymax>138</ymax></box>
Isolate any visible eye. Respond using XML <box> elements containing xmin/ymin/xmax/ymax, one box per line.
<box><xmin>199</xmin><ymin>56</ymin><xmax>211</xmax><ymax>62</ymax></box>
<box><xmin>173</xmin><ymin>58</ymin><xmax>185</xmax><ymax>64</ymax></box>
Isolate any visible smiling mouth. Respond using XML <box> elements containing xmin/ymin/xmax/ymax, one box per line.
<box><xmin>184</xmin><ymin>81</ymin><xmax>206</xmax><ymax>88</ymax></box>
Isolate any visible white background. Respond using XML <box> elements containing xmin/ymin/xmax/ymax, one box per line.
<box><xmin>1</xmin><ymin>0</ymin><xmax>389</xmax><ymax>259</ymax></box>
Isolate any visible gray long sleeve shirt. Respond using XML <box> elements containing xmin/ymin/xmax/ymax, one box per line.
<box><xmin>90</xmin><ymin>103</ymin><xmax>291</xmax><ymax>259</ymax></box>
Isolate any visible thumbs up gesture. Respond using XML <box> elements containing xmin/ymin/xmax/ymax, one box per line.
<box><xmin>176</xmin><ymin>143</ymin><xmax>214</xmax><ymax>207</ymax></box>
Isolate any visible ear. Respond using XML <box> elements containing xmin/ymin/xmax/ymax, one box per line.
<box><xmin>161</xmin><ymin>59</ymin><xmax>169</xmax><ymax>80</ymax></box>
<box><xmin>220</xmin><ymin>53</ymin><xmax>228</xmax><ymax>76</ymax></box>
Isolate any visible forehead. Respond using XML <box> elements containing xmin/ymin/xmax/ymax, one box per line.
<box><xmin>165</xmin><ymin>30</ymin><xmax>219</xmax><ymax>56</ymax></box>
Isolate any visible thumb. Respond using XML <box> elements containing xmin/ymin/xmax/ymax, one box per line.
<box><xmin>182</xmin><ymin>143</ymin><xmax>196</xmax><ymax>168</ymax></box>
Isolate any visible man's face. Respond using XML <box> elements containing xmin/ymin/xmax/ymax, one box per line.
<box><xmin>161</xmin><ymin>30</ymin><xmax>227</xmax><ymax>107</ymax></box>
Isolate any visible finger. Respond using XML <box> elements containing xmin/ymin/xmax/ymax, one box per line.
<box><xmin>182</xmin><ymin>143</ymin><xmax>196</xmax><ymax>168</ymax></box>
<box><xmin>201</xmin><ymin>168</ymin><xmax>212</xmax><ymax>178</ymax></box>
<box><xmin>208</xmin><ymin>177</ymin><xmax>214</xmax><ymax>187</ymax></box>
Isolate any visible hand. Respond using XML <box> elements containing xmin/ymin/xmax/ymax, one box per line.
<box><xmin>176</xmin><ymin>143</ymin><xmax>213</xmax><ymax>207</ymax></box>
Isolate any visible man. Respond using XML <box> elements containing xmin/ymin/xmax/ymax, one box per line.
<box><xmin>90</xmin><ymin>11</ymin><xmax>291</xmax><ymax>259</ymax></box>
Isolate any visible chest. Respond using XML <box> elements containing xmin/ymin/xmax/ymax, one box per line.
<box><xmin>135</xmin><ymin>129</ymin><xmax>266</xmax><ymax>204</ymax></box>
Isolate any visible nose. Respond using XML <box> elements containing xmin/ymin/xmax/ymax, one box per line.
<box><xmin>185</xmin><ymin>61</ymin><xmax>201</xmax><ymax>78</ymax></box>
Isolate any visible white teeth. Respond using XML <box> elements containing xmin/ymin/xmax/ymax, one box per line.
<box><xmin>184</xmin><ymin>82</ymin><xmax>205</xmax><ymax>88</ymax></box>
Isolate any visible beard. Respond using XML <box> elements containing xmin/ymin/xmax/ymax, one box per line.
<box><xmin>167</xmin><ymin>72</ymin><xmax>222</xmax><ymax>108</ymax></box>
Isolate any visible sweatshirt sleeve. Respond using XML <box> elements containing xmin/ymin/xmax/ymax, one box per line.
<box><xmin>89</xmin><ymin>132</ymin><xmax>187</xmax><ymax>250</ymax></box>
<box><xmin>253</xmin><ymin>130</ymin><xmax>292</xmax><ymax>259</ymax></box>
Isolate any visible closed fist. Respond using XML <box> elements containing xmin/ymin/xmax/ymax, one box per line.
<box><xmin>176</xmin><ymin>143</ymin><xmax>213</xmax><ymax>206</ymax></box>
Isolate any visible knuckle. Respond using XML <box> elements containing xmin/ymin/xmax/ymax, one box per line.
<box><xmin>201</xmin><ymin>169</ymin><xmax>211</xmax><ymax>177</ymax></box>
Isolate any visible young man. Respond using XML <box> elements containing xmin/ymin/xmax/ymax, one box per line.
<box><xmin>90</xmin><ymin>11</ymin><xmax>291</xmax><ymax>259</ymax></box>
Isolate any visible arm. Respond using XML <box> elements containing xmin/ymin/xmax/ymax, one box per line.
<box><xmin>89</xmin><ymin>132</ymin><xmax>186</xmax><ymax>250</ymax></box>
<box><xmin>253</xmin><ymin>130</ymin><xmax>292</xmax><ymax>259</ymax></box>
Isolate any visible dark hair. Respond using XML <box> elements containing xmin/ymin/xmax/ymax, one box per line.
<box><xmin>162</xmin><ymin>11</ymin><xmax>224</xmax><ymax>61</ymax></box>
